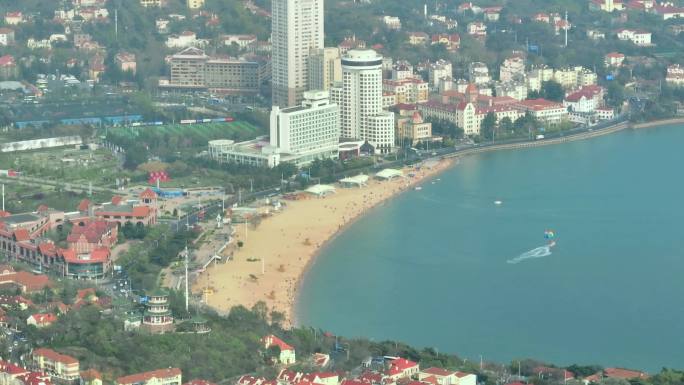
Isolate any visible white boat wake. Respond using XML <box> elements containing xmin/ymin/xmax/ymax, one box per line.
<box><xmin>507</xmin><ymin>243</ymin><xmax>555</xmax><ymax>264</ymax></box>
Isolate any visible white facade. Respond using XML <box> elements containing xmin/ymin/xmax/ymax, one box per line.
<box><xmin>270</xmin><ymin>90</ymin><xmax>340</xmax><ymax>162</ymax></box>
<box><xmin>271</xmin><ymin>0</ymin><xmax>324</xmax><ymax>107</ymax></box>
<box><xmin>428</xmin><ymin>60</ymin><xmax>453</xmax><ymax>88</ymax></box>
<box><xmin>332</xmin><ymin>49</ymin><xmax>395</xmax><ymax>154</ymax></box>
<box><xmin>308</xmin><ymin>47</ymin><xmax>342</xmax><ymax>91</ymax></box>
<box><xmin>500</xmin><ymin>55</ymin><xmax>525</xmax><ymax>82</ymax></box>
<box><xmin>616</xmin><ymin>29</ymin><xmax>652</xmax><ymax>46</ymax></box>
<box><xmin>468</xmin><ymin>62</ymin><xmax>490</xmax><ymax>84</ymax></box>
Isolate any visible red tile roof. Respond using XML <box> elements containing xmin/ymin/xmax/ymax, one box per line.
<box><xmin>603</xmin><ymin>368</ymin><xmax>649</xmax><ymax>380</ymax></box>
<box><xmin>184</xmin><ymin>380</ymin><xmax>216</xmax><ymax>385</ymax></box>
<box><xmin>421</xmin><ymin>368</ymin><xmax>454</xmax><ymax>377</ymax></box>
<box><xmin>67</xmin><ymin>221</ymin><xmax>115</xmax><ymax>244</ymax></box>
<box><xmin>390</xmin><ymin>358</ymin><xmax>418</xmax><ymax>371</ymax></box>
<box><xmin>140</xmin><ymin>188</ymin><xmax>157</xmax><ymax>199</ymax></box>
<box><xmin>262</xmin><ymin>334</ymin><xmax>294</xmax><ymax>351</ymax></box>
<box><xmin>111</xmin><ymin>196</ymin><xmax>123</xmax><ymax>205</ymax></box>
<box><xmin>117</xmin><ymin>368</ymin><xmax>182</xmax><ymax>385</ymax></box>
<box><xmin>32</xmin><ymin>348</ymin><xmax>78</xmax><ymax>365</ymax></box>
<box><xmin>516</xmin><ymin>98</ymin><xmax>564</xmax><ymax>111</ymax></box>
<box><xmin>0</xmin><ymin>360</ymin><xmax>29</xmax><ymax>375</ymax></box>
<box><xmin>13</xmin><ymin>229</ymin><xmax>30</xmax><ymax>241</ymax></box>
<box><xmin>77</xmin><ymin>199</ymin><xmax>91</xmax><ymax>212</ymax></box>
<box><xmin>29</xmin><ymin>313</ymin><xmax>57</xmax><ymax>325</ymax></box>
<box><xmin>81</xmin><ymin>369</ymin><xmax>102</xmax><ymax>381</ymax></box>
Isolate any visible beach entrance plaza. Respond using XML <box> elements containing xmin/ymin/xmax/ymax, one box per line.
<box><xmin>339</xmin><ymin>174</ymin><xmax>369</xmax><ymax>188</ymax></box>
<box><xmin>375</xmin><ymin>168</ymin><xmax>403</xmax><ymax>180</ymax></box>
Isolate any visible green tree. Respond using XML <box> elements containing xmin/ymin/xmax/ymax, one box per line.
<box><xmin>541</xmin><ymin>80</ymin><xmax>564</xmax><ymax>102</ymax></box>
<box><xmin>480</xmin><ymin>112</ymin><xmax>497</xmax><ymax>141</ymax></box>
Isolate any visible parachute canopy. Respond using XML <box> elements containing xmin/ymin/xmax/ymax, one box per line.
<box><xmin>544</xmin><ymin>230</ymin><xmax>555</xmax><ymax>239</ymax></box>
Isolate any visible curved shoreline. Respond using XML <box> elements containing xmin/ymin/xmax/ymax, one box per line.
<box><xmin>198</xmin><ymin>116</ymin><xmax>681</xmax><ymax>326</ymax></box>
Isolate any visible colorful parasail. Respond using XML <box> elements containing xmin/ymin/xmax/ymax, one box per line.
<box><xmin>544</xmin><ymin>230</ymin><xmax>555</xmax><ymax>239</ymax></box>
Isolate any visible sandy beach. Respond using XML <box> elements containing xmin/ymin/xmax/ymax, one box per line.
<box><xmin>193</xmin><ymin>159</ymin><xmax>454</xmax><ymax>325</ymax></box>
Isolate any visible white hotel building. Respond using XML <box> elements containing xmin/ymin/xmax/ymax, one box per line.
<box><xmin>332</xmin><ymin>49</ymin><xmax>395</xmax><ymax>154</ymax></box>
<box><xmin>208</xmin><ymin>91</ymin><xmax>339</xmax><ymax>168</ymax></box>
<box><xmin>270</xmin><ymin>90</ymin><xmax>340</xmax><ymax>162</ymax></box>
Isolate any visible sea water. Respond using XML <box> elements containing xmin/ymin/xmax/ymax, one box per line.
<box><xmin>297</xmin><ymin>125</ymin><xmax>684</xmax><ymax>371</ymax></box>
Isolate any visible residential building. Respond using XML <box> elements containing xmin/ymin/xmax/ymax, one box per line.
<box><xmin>587</xmin><ymin>29</ymin><xmax>605</xmax><ymax>40</ymax></box>
<box><xmin>262</xmin><ymin>335</ymin><xmax>296</xmax><ymax>364</ymax></box>
<box><xmin>391</xmin><ymin>61</ymin><xmax>414</xmax><ymax>80</ymax></box>
<box><xmin>4</xmin><ymin>12</ymin><xmax>22</xmax><ymax>25</ymax></box>
<box><xmin>388</xmin><ymin>358</ymin><xmax>419</xmax><ymax>379</ymax></box>
<box><xmin>331</xmin><ymin>49</ymin><xmax>395</xmax><ymax>154</ymax></box>
<box><xmin>382</xmin><ymin>78</ymin><xmax>429</xmax><ymax>104</ymax></box>
<box><xmin>589</xmin><ymin>0</ymin><xmax>624</xmax><ymax>12</ymax></box>
<box><xmin>80</xmin><ymin>369</ymin><xmax>103</xmax><ymax>385</ymax></box>
<box><xmin>616</xmin><ymin>29</ymin><xmax>652</xmax><ymax>46</ymax></box>
<box><xmin>500</xmin><ymin>53</ymin><xmax>525</xmax><ymax>82</ymax></box>
<box><xmin>26</xmin><ymin>313</ymin><xmax>57</xmax><ymax>328</ymax></box>
<box><xmin>563</xmin><ymin>85</ymin><xmax>605</xmax><ymax>112</ymax></box>
<box><xmin>166</xmin><ymin>31</ymin><xmax>205</xmax><ymax>48</ymax></box>
<box><xmin>605</xmin><ymin>52</ymin><xmax>625</xmax><ymax>67</ymax></box>
<box><xmin>269</xmin><ymin>90</ymin><xmax>340</xmax><ymax>164</ymax></box>
<box><xmin>187</xmin><ymin>0</ymin><xmax>204</xmax><ymax>8</ymax></box>
<box><xmin>407</xmin><ymin>32</ymin><xmax>429</xmax><ymax>45</ymax></box>
<box><xmin>483</xmin><ymin>7</ymin><xmax>502</xmax><ymax>22</ymax></box>
<box><xmin>115</xmin><ymin>52</ymin><xmax>136</xmax><ymax>74</ymax></box>
<box><xmin>419</xmin><ymin>368</ymin><xmax>477</xmax><ymax>385</ymax></box>
<box><xmin>467</xmin><ymin>22</ymin><xmax>487</xmax><ymax>38</ymax></box>
<box><xmin>553</xmin><ymin>66</ymin><xmax>597</xmax><ymax>90</ymax></box>
<box><xmin>308</xmin><ymin>47</ymin><xmax>342</xmax><ymax>91</ymax></box>
<box><xmin>271</xmin><ymin>0</ymin><xmax>324</xmax><ymax>107</ymax></box>
<box><xmin>220</xmin><ymin>34</ymin><xmax>257</xmax><ymax>51</ymax></box>
<box><xmin>0</xmin><ymin>28</ymin><xmax>14</xmax><ymax>46</ymax></box>
<box><xmin>654</xmin><ymin>4</ymin><xmax>684</xmax><ymax>20</ymax></box>
<box><xmin>141</xmin><ymin>290</ymin><xmax>174</xmax><ymax>334</ymax></box>
<box><xmin>31</xmin><ymin>348</ymin><xmax>79</xmax><ymax>381</ymax></box>
<box><xmin>139</xmin><ymin>0</ymin><xmax>166</xmax><ymax>7</ymax></box>
<box><xmin>468</xmin><ymin>62</ymin><xmax>490</xmax><ymax>85</ymax></box>
<box><xmin>382</xmin><ymin>16</ymin><xmax>401</xmax><ymax>30</ymax></box>
<box><xmin>0</xmin><ymin>269</ymin><xmax>50</xmax><ymax>294</ymax></box>
<box><xmin>162</xmin><ymin>47</ymin><xmax>260</xmax><ymax>94</ymax></box>
<box><xmin>0</xmin><ymin>55</ymin><xmax>17</xmax><ymax>80</ymax></box>
<box><xmin>208</xmin><ymin>138</ymin><xmax>281</xmax><ymax>168</ymax></box>
<box><xmin>494</xmin><ymin>81</ymin><xmax>527</xmax><ymax>101</ymax></box>
<box><xmin>428</xmin><ymin>60</ymin><xmax>452</xmax><ymax>88</ymax></box>
<box><xmin>514</xmin><ymin>98</ymin><xmax>568</xmax><ymax>124</ymax></box>
<box><xmin>116</xmin><ymin>369</ymin><xmax>182</xmax><ymax>385</ymax></box>
<box><xmin>337</xmin><ymin>36</ymin><xmax>365</xmax><ymax>55</ymax></box>
<box><xmin>666</xmin><ymin>64</ymin><xmax>684</xmax><ymax>86</ymax></box>
<box><xmin>430</xmin><ymin>34</ymin><xmax>460</xmax><ymax>50</ymax></box>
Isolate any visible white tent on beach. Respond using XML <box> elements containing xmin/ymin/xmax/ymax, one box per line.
<box><xmin>375</xmin><ymin>168</ymin><xmax>403</xmax><ymax>180</ymax></box>
<box><xmin>305</xmin><ymin>184</ymin><xmax>336</xmax><ymax>197</ymax></box>
<box><xmin>339</xmin><ymin>174</ymin><xmax>369</xmax><ymax>188</ymax></box>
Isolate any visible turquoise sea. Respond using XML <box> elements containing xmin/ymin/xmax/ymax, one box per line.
<box><xmin>297</xmin><ymin>125</ymin><xmax>684</xmax><ymax>372</ymax></box>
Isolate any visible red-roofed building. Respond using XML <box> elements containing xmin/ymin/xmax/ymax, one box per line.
<box><xmin>418</xmin><ymin>369</ymin><xmax>475</xmax><ymax>385</ymax></box>
<box><xmin>0</xmin><ymin>270</ymin><xmax>51</xmax><ymax>293</ymax></box>
<box><xmin>431</xmin><ymin>34</ymin><xmax>460</xmax><ymax>51</ymax></box>
<box><xmin>80</xmin><ymin>369</ymin><xmax>103</xmax><ymax>385</ymax></box>
<box><xmin>237</xmin><ymin>376</ymin><xmax>268</xmax><ymax>385</ymax></box>
<box><xmin>26</xmin><ymin>313</ymin><xmax>57</xmax><ymax>328</ymax></box>
<box><xmin>67</xmin><ymin>221</ymin><xmax>117</xmax><ymax>254</ymax></box>
<box><xmin>514</xmin><ymin>98</ymin><xmax>568</xmax><ymax>124</ymax></box>
<box><xmin>604</xmin><ymin>52</ymin><xmax>625</xmax><ymax>68</ymax></box>
<box><xmin>0</xmin><ymin>360</ymin><xmax>30</xmax><ymax>377</ymax></box>
<box><xmin>387</xmin><ymin>358</ymin><xmax>419</xmax><ymax>379</ymax></box>
<box><xmin>564</xmin><ymin>85</ymin><xmax>605</xmax><ymax>113</ymax></box>
<box><xmin>262</xmin><ymin>335</ymin><xmax>296</xmax><ymax>364</ymax></box>
<box><xmin>603</xmin><ymin>368</ymin><xmax>649</xmax><ymax>380</ymax></box>
<box><xmin>62</xmin><ymin>247</ymin><xmax>111</xmax><ymax>279</ymax></box>
<box><xmin>4</xmin><ymin>12</ymin><xmax>22</xmax><ymax>25</ymax></box>
<box><xmin>0</xmin><ymin>54</ymin><xmax>17</xmax><ymax>79</ymax></box>
<box><xmin>312</xmin><ymin>353</ymin><xmax>330</xmax><ymax>368</ymax></box>
<box><xmin>116</xmin><ymin>368</ymin><xmax>182</xmax><ymax>385</ymax></box>
<box><xmin>31</xmin><ymin>348</ymin><xmax>80</xmax><ymax>381</ymax></box>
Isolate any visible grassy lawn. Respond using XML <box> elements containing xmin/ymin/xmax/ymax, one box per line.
<box><xmin>0</xmin><ymin>147</ymin><xmax>129</xmax><ymax>188</ymax></box>
<box><xmin>3</xmin><ymin>183</ymin><xmax>113</xmax><ymax>213</ymax></box>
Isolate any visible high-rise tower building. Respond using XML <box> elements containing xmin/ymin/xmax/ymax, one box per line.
<box><xmin>308</xmin><ymin>47</ymin><xmax>342</xmax><ymax>91</ymax></box>
<box><xmin>271</xmin><ymin>0</ymin><xmax>324</xmax><ymax>107</ymax></box>
<box><xmin>331</xmin><ymin>49</ymin><xmax>395</xmax><ymax>154</ymax></box>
